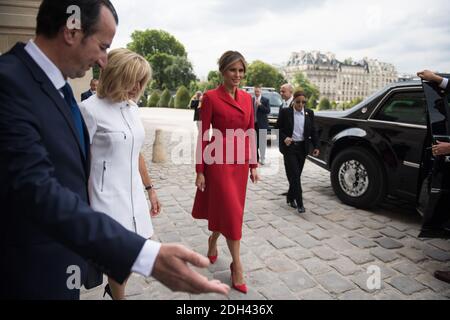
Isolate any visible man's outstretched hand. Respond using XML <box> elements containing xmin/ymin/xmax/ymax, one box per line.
<box><xmin>152</xmin><ymin>244</ymin><xmax>230</xmax><ymax>295</ymax></box>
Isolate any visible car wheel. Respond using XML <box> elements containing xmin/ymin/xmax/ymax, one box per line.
<box><xmin>331</xmin><ymin>147</ymin><xmax>386</xmax><ymax>208</ymax></box>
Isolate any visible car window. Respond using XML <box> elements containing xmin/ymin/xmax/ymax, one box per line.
<box><xmin>262</xmin><ymin>93</ymin><xmax>283</xmax><ymax>108</ymax></box>
<box><xmin>373</xmin><ymin>91</ymin><xmax>427</xmax><ymax>126</ymax></box>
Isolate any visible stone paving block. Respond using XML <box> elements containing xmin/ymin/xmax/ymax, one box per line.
<box><xmin>242</xmin><ymin>236</ymin><xmax>268</xmax><ymax>248</ymax></box>
<box><xmin>324</xmin><ymin>237</ymin><xmax>355</xmax><ymax>252</ymax></box>
<box><xmin>351</xmin><ymin>272</ymin><xmax>385</xmax><ymax>293</ymax></box>
<box><xmin>416</xmin><ymin>274</ymin><xmax>450</xmax><ymax>293</ymax></box>
<box><xmin>329</xmin><ymin>257</ymin><xmax>361</xmax><ymax>276</ymax></box>
<box><xmin>308</xmin><ymin>228</ymin><xmax>332</xmax><ymax>241</ymax></box>
<box><xmin>363</xmin><ymin>220</ymin><xmax>385</xmax><ymax>230</ymax></box>
<box><xmin>315</xmin><ymin>272</ymin><xmax>356</xmax><ymax>294</ymax></box>
<box><xmin>338</xmin><ymin>290</ymin><xmax>375</xmax><ymax>300</ymax></box>
<box><xmin>387</xmin><ymin>276</ymin><xmax>427</xmax><ymax>295</ymax></box>
<box><xmin>370</xmin><ymin>247</ymin><xmax>399</xmax><ymax>263</ymax></box>
<box><xmin>342</xmin><ymin>250</ymin><xmax>375</xmax><ymax>265</ymax></box>
<box><xmin>281</xmin><ymin>247</ymin><xmax>314</xmax><ymax>261</ymax></box>
<box><xmin>247</xmin><ymin>269</ymin><xmax>279</xmax><ymax>287</ymax></box>
<box><xmin>325</xmin><ymin>212</ymin><xmax>349</xmax><ymax>222</ymax></box>
<box><xmin>311</xmin><ymin>206</ymin><xmax>333</xmax><ymax>216</ymax></box>
<box><xmin>375</xmin><ymin>237</ymin><xmax>404</xmax><ymax>249</ymax></box>
<box><xmin>241</xmin><ymin>253</ymin><xmax>266</xmax><ymax>272</ymax></box>
<box><xmin>380</xmin><ymin>227</ymin><xmax>406</xmax><ymax>240</ymax></box>
<box><xmin>338</xmin><ymin>220</ymin><xmax>364</xmax><ymax>231</ymax></box>
<box><xmin>268</xmin><ymin>237</ymin><xmax>297</xmax><ymax>249</ymax></box>
<box><xmin>356</xmin><ymin>229</ymin><xmax>383</xmax><ymax>239</ymax></box>
<box><xmin>427</xmin><ymin>239</ymin><xmax>450</xmax><ymax>252</ymax></box>
<box><xmin>158</xmin><ymin>232</ymin><xmax>183</xmax><ymax>243</ymax></box>
<box><xmin>252</xmin><ymin>244</ymin><xmax>281</xmax><ymax>262</ymax></box>
<box><xmin>423</xmin><ymin>246</ymin><xmax>450</xmax><ymax>262</ymax></box>
<box><xmin>259</xmin><ymin>282</ymin><xmax>298</xmax><ymax>300</ymax></box>
<box><xmin>311</xmin><ymin>247</ymin><xmax>339</xmax><ymax>261</ymax></box>
<box><xmin>294</xmin><ymin>220</ymin><xmax>316</xmax><ymax>231</ymax></box>
<box><xmin>293</xmin><ymin>234</ymin><xmax>322</xmax><ymax>249</ymax></box>
<box><xmin>375</xmin><ymin>290</ymin><xmax>405</xmax><ymax>300</ymax></box>
<box><xmin>371</xmin><ymin>215</ymin><xmax>392</xmax><ymax>224</ymax></box>
<box><xmin>391</xmin><ymin>261</ymin><xmax>424</xmax><ymax>276</ymax></box>
<box><xmin>279</xmin><ymin>227</ymin><xmax>303</xmax><ymax>238</ymax></box>
<box><xmin>246</xmin><ymin>220</ymin><xmax>267</xmax><ymax>230</ymax></box>
<box><xmin>301</xmin><ymin>258</ymin><xmax>333</xmax><ymax>276</ymax></box>
<box><xmin>410</xmin><ymin>291</ymin><xmax>449</xmax><ymax>300</ymax></box>
<box><xmin>397</xmin><ymin>248</ymin><xmax>427</xmax><ymax>263</ymax></box>
<box><xmin>348</xmin><ymin>236</ymin><xmax>377</xmax><ymax>249</ymax></box>
<box><xmin>296</xmin><ymin>288</ymin><xmax>335</xmax><ymax>300</ymax></box>
<box><xmin>266</xmin><ymin>257</ymin><xmax>299</xmax><ymax>273</ymax></box>
<box><xmin>279</xmin><ymin>271</ymin><xmax>317</xmax><ymax>292</ymax></box>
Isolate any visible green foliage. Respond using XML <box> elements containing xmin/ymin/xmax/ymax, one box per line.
<box><xmin>207</xmin><ymin>71</ymin><xmax>222</xmax><ymax>87</ymax></box>
<box><xmin>341</xmin><ymin>97</ymin><xmax>364</xmax><ymax>110</ymax></box>
<box><xmin>317</xmin><ymin>97</ymin><xmax>332</xmax><ymax>111</ymax></box>
<box><xmin>293</xmin><ymin>72</ymin><xmax>320</xmax><ymax>100</ymax></box>
<box><xmin>127</xmin><ymin>29</ymin><xmax>186</xmax><ymax>57</ymax></box>
<box><xmin>307</xmin><ymin>94</ymin><xmax>319</xmax><ymax>110</ymax></box>
<box><xmin>174</xmin><ymin>86</ymin><xmax>191</xmax><ymax>109</ymax></box>
<box><xmin>246</xmin><ymin>60</ymin><xmax>285</xmax><ymax>89</ymax></box>
<box><xmin>169</xmin><ymin>96</ymin><xmax>175</xmax><ymax>108</ymax></box>
<box><xmin>157</xmin><ymin>89</ymin><xmax>171</xmax><ymax>108</ymax></box>
<box><xmin>147</xmin><ymin>91</ymin><xmax>161</xmax><ymax>108</ymax></box>
<box><xmin>92</xmin><ymin>65</ymin><xmax>101</xmax><ymax>80</ymax></box>
<box><xmin>127</xmin><ymin>29</ymin><xmax>197</xmax><ymax>91</ymax></box>
<box><xmin>163</xmin><ymin>56</ymin><xmax>197</xmax><ymax>91</ymax></box>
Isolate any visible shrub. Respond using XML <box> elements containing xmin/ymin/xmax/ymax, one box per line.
<box><xmin>317</xmin><ymin>97</ymin><xmax>331</xmax><ymax>111</ymax></box>
<box><xmin>157</xmin><ymin>89</ymin><xmax>171</xmax><ymax>108</ymax></box>
<box><xmin>168</xmin><ymin>96</ymin><xmax>175</xmax><ymax>108</ymax></box>
<box><xmin>174</xmin><ymin>86</ymin><xmax>191</xmax><ymax>109</ymax></box>
<box><xmin>147</xmin><ymin>91</ymin><xmax>160</xmax><ymax>108</ymax></box>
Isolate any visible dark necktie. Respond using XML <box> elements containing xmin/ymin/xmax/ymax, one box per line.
<box><xmin>60</xmin><ymin>82</ymin><xmax>86</xmax><ymax>157</ymax></box>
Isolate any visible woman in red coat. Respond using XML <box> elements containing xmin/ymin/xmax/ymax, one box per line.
<box><xmin>192</xmin><ymin>51</ymin><xmax>259</xmax><ymax>294</ymax></box>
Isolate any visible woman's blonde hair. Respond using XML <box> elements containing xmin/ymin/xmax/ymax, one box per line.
<box><xmin>97</xmin><ymin>48</ymin><xmax>152</xmax><ymax>103</ymax></box>
<box><xmin>218</xmin><ymin>50</ymin><xmax>247</xmax><ymax>74</ymax></box>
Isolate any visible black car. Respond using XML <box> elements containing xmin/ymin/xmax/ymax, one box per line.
<box><xmin>242</xmin><ymin>87</ymin><xmax>283</xmax><ymax>132</ymax></box>
<box><xmin>308</xmin><ymin>77</ymin><xmax>450</xmax><ymax>210</ymax></box>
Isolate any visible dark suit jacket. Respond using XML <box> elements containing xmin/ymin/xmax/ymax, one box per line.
<box><xmin>0</xmin><ymin>43</ymin><xmax>146</xmax><ymax>300</ymax></box>
<box><xmin>81</xmin><ymin>90</ymin><xmax>94</xmax><ymax>102</ymax></box>
<box><xmin>444</xmin><ymin>78</ymin><xmax>450</xmax><ymax>94</ymax></box>
<box><xmin>190</xmin><ymin>99</ymin><xmax>201</xmax><ymax>121</ymax></box>
<box><xmin>277</xmin><ymin>107</ymin><xmax>319</xmax><ymax>155</ymax></box>
<box><xmin>252</xmin><ymin>96</ymin><xmax>270</xmax><ymax>130</ymax></box>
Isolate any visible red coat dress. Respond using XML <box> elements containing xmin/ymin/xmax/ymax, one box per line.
<box><xmin>192</xmin><ymin>85</ymin><xmax>258</xmax><ymax>240</ymax></box>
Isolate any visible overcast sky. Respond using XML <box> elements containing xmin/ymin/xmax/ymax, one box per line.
<box><xmin>111</xmin><ymin>0</ymin><xmax>450</xmax><ymax>80</ymax></box>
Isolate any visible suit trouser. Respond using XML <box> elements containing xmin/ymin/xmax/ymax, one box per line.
<box><xmin>255</xmin><ymin>123</ymin><xmax>267</xmax><ymax>162</ymax></box>
<box><xmin>284</xmin><ymin>142</ymin><xmax>307</xmax><ymax>206</ymax></box>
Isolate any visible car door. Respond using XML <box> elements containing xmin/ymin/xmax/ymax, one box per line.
<box><xmin>368</xmin><ymin>88</ymin><xmax>428</xmax><ymax>200</ymax></box>
<box><xmin>417</xmin><ymin>77</ymin><xmax>450</xmax><ymax>236</ymax></box>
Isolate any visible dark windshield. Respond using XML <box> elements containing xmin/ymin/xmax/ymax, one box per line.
<box><xmin>262</xmin><ymin>93</ymin><xmax>283</xmax><ymax>107</ymax></box>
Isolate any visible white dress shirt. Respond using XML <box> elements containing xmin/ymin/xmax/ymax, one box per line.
<box><xmin>292</xmin><ymin>108</ymin><xmax>305</xmax><ymax>142</ymax></box>
<box><xmin>440</xmin><ymin>78</ymin><xmax>449</xmax><ymax>89</ymax></box>
<box><xmin>282</xmin><ymin>96</ymin><xmax>293</xmax><ymax>109</ymax></box>
<box><xmin>24</xmin><ymin>40</ymin><xmax>160</xmax><ymax>278</ymax></box>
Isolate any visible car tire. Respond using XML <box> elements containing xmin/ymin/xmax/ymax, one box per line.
<box><xmin>330</xmin><ymin>147</ymin><xmax>386</xmax><ymax>208</ymax></box>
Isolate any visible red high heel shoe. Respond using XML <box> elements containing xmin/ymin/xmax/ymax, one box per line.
<box><xmin>230</xmin><ymin>263</ymin><xmax>248</xmax><ymax>294</ymax></box>
<box><xmin>207</xmin><ymin>236</ymin><xmax>218</xmax><ymax>264</ymax></box>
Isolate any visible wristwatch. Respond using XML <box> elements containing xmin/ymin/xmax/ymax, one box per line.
<box><xmin>145</xmin><ymin>184</ymin><xmax>154</xmax><ymax>191</ymax></box>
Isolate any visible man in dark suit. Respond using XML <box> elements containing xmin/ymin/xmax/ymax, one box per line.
<box><xmin>0</xmin><ymin>0</ymin><xmax>229</xmax><ymax>300</ymax></box>
<box><xmin>81</xmin><ymin>78</ymin><xmax>98</xmax><ymax>101</ymax></box>
<box><xmin>417</xmin><ymin>69</ymin><xmax>450</xmax><ymax>284</ymax></box>
<box><xmin>277</xmin><ymin>90</ymin><xmax>320</xmax><ymax>214</ymax></box>
<box><xmin>253</xmin><ymin>86</ymin><xmax>270</xmax><ymax>165</ymax></box>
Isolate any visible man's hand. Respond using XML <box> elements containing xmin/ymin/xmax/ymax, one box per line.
<box><xmin>195</xmin><ymin>173</ymin><xmax>206</xmax><ymax>192</ymax></box>
<box><xmin>417</xmin><ymin>70</ymin><xmax>443</xmax><ymax>84</ymax></box>
<box><xmin>284</xmin><ymin>137</ymin><xmax>293</xmax><ymax>146</ymax></box>
<box><xmin>152</xmin><ymin>244</ymin><xmax>230</xmax><ymax>295</ymax></box>
<box><xmin>148</xmin><ymin>189</ymin><xmax>162</xmax><ymax>217</ymax></box>
<box><xmin>312</xmin><ymin>149</ymin><xmax>320</xmax><ymax>157</ymax></box>
<box><xmin>432</xmin><ymin>141</ymin><xmax>450</xmax><ymax>156</ymax></box>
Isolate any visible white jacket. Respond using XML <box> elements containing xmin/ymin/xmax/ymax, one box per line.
<box><xmin>80</xmin><ymin>95</ymin><xmax>153</xmax><ymax>238</ymax></box>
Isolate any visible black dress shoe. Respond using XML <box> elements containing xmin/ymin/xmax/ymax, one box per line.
<box><xmin>434</xmin><ymin>270</ymin><xmax>450</xmax><ymax>284</ymax></box>
<box><xmin>297</xmin><ymin>206</ymin><xmax>306</xmax><ymax>214</ymax></box>
<box><xmin>281</xmin><ymin>192</ymin><xmax>289</xmax><ymax>196</ymax></box>
<box><xmin>288</xmin><ymin>200</ymin><xmax>298</xmax><ymax>209</ymax></box>
<box><xmin>103</xmin><ymin>284</ymin><xmax>113</xmax><ymax>299</ymax></box>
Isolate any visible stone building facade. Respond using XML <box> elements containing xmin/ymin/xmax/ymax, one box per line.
<box><xmin>0</xmin><ymin>0</ymin><xmax>92</xmax><ymax>102</ymax></box>
<box><xmin>282</xmin><ymin>51</ymin><xmax>398</xmax><ymax>103</ymax></box>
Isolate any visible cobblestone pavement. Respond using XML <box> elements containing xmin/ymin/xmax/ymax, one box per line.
<box><xmin>81</xmin><ymin>108</ymin><xmax>450</xmax><ymax>300</ymax></box>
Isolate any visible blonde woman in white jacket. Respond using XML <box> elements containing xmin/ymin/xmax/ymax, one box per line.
<box><xmin>80</xmin><ymin>48</ymin><xmax>161</xmax><ymax>300</ymax></box>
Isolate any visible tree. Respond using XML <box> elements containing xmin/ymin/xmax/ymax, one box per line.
<box><xmin>246</xmin><ymin>60</ymin><xmax>285</xmax><ymax>89</ymax></box>
<box><xmin>307</xmin><ymin>94</ymin><xmax>319</xmax><ymax>110</ymax></box>
<box><xmin>174</xmin><ymin>86</ymin><xmax>191</xmax><ymax>109</ymax></box>
<box><xmin>157</xmin><ymin>89</ymin><xmax>171</xmax><ymax>108</ymax></box>
<box><xmin>293</xmin><ymin>72</ymin><xmax>320</xmax><ymax>100</ymax></box>
<box><xmin>147</xmin><ymin>52</ymin><xmax>174</xmax><ymax>90</ymax></box>
<box><xmin>163</xmin><ymin>56</ymin><xmax>197</xmax><ymax>90</ymax></box>
<box><xmin>317</xmin><ymin>97</ymin><xmax>331</xmax><ymax>111</ymax></box>
<box><xmin>147</xmin><ymin>91</ymin><xmax>160</xmax><ymax>108</ymax></box>
<box><xmin>127</xmin><ymin>29</ymin><xmax>187</xmax><ymax>58</ymax></box>
<box><xmin>207</xmin><ymin>71</ymin><xmax>222</xmax><ymax>88</ymax></box>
